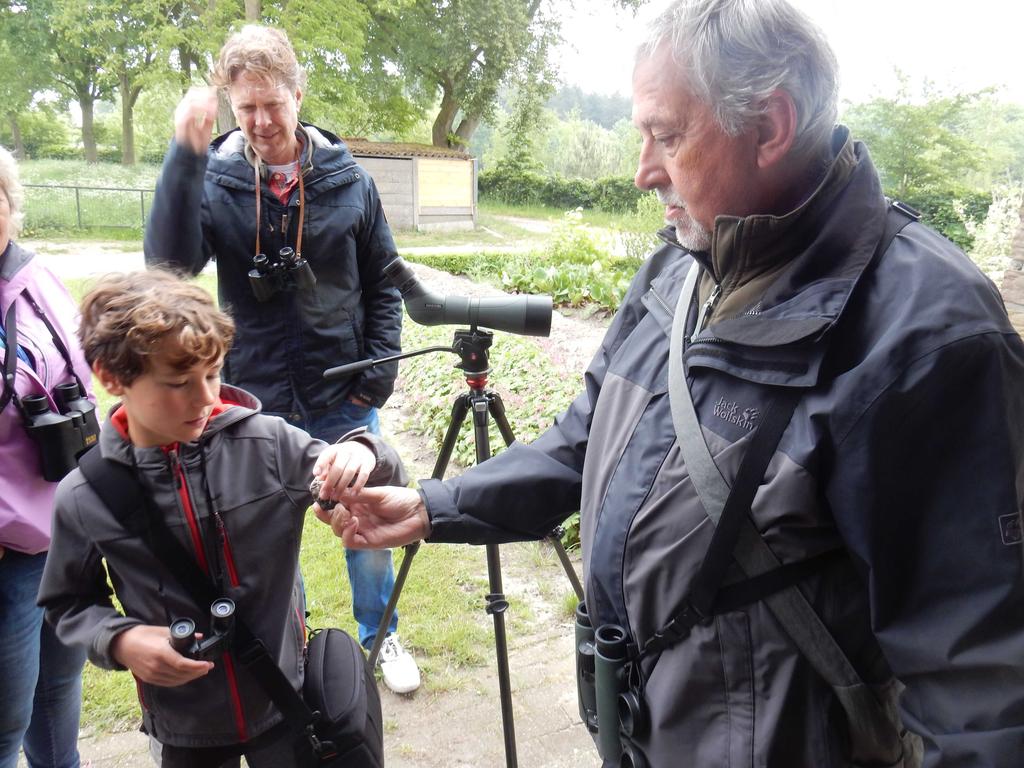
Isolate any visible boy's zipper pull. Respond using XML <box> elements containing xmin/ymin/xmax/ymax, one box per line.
<box><xmin>282</xmin><ymin>212</ymin><xmax>289</xmax><ymax>234</ymax></box>
<box><xmin>168</xmin><ymin>449</ymin><xmax>182</xmax><ymax>489</ymax></box>
<box><xmin>690</xmin><ymin>283</ymin><xmax>722</xmax><ymax>343</ymax></box>
<box><xmin>213</xmin><ymin>509</ymin><xmax>227</xmax><ymax>545</ymax></box>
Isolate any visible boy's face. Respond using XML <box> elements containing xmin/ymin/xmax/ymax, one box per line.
<box><xmin>101</xmin><ymin>342</ymin><xmax>223</xmax><ymax>448</ymax></box>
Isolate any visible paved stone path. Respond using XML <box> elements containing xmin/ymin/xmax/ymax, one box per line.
<box><xmin>1000</xmin><ymin>268</ymin><xmax>1024</xmax><ymax>337</ymax></box>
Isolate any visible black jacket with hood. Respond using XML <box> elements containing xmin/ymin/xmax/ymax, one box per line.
<box><xmin>144</xmin><ymin>125</ymin><xmax>402</xmax><ymax>413</ymax></box>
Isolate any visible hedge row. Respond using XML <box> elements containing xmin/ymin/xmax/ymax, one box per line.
<box><xmin>478</xmin><ymin>166</ymin><xmax>643</xmax><ymax>212</ymax></box>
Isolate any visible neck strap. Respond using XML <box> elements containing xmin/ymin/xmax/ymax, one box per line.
<box><xmin>0</xmin><ymin>289</ymin><xmax>88</xmax><ymax>416</ymax></box>
<box><xmin>253</xmin><ymin>144</ymin><xmax>306</xmax><ymax>260</ymax></box>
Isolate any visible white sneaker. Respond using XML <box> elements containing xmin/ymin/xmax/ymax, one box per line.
<box><xmin>378</xmin><ymin>634</ymin><xmax>421</xmax><ymax>694</ymax></box>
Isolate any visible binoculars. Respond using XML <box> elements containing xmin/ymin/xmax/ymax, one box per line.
<box><xmin>575</xmin><ymin>602</ymin><xmax>649</xmax><ymax>768</ymax></box>
<box><xmin>169</xmin><ymin>598</ymin><xmax>236</xmax><ymax>661</ymax></box>
<box><xmin>23</xmin><ymin>380</ymin><xmax>100</xmax><ymax>482</ymax></box>
<box><xmin>248</xmin><ymin>247</ymin><xmax>317</xmax><ymax>302</ymax></box>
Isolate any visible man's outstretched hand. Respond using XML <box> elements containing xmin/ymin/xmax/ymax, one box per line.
<box><xmin>313</xmin><ymin>485</ymin><xmax>430</xmax><ymax>549</ymax></box>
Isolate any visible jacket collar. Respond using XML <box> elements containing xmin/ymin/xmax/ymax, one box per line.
<box><xmin>1</xmin><ymin>241</ymin><xmax>33</xmax><ymax>289</ymax></box>
<box><xmin>100</xmin><ymin>383</ymin><xmax>263</xmax><ymax>466</ymax></box>
<box><xmin>655</xmin><ymin>128</ymin><xmax>890</xmax><ymax>386</ymax></box>
<box><xmin>208</xmin><ymin>123</ymin><xmax>356</xmax><ymax>188</ymax></box>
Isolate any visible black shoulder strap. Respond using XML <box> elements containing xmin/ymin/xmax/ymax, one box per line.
<box><xmin>1</xmin><ymin>300</ymin><xmax>19</xmax><ymax>413</ymax></box>
<box><xmin>77</xmin><ymin>448</ymin><xmax>319</xmax><ymax>733</ymax></box>
<box><xmin>642</xmin><ymin>386</ymin><xmax>801</xmax><ymax>658</ymax></box>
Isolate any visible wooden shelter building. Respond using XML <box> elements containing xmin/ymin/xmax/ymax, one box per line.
<box><xmin>345</xmin><ymin>139</ymin><xmax>477</xmax><ymax>231</ymax></box>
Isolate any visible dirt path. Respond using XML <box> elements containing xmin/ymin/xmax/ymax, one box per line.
<box><xmin>27</xmin><ymin>257</ymin><xmax>611</xmax><ymax>768</ymax></box>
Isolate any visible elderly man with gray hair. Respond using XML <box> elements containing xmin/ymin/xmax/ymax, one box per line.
<box><xmin>319</xmin><ymin>1</ymin><xmax>1024</xmax><ymax>766</ymax></box>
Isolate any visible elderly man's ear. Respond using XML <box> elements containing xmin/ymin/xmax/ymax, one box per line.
<box><xmin>756</xmin><ymin>89</ymin><xmax>799</xmax><ymax>169</ymax></box>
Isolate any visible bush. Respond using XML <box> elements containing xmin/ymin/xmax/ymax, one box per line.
<box><xmin>480</xmin><ymin>165</ymin><xmax>641</xmax><ymax>215</ymax></box>
<box><xmin>478</xmin><ymin>164</ymin><xmax>546</xmax><ymax>206</ymax></box>
<box><xmin>0</xmin><ymin>108</ymin><xmax>74</xmax><ymax>159</ymax></box>
<box><xmin>905</xmin><ymin>188</ymin><xmax>992</xmax><ymax>251</ymax></box>
<box><xmin>593</xmin><ymin>176</ymin><xmax>643</xmax><ymax>212</ymax></box>
<box><xmin>403</xmin><ymin>252</ymin><xmax>519</xmax><ymax>280</ymax></box>
<box><xmin>967</xmin><ymin>182</ymin><xmax>1024</xmax><ymax>277</ymax></box>
<box><xmin>542</xmin><ymin>175</ymin><xmax>595</xmax><ymax>210</ymax></box>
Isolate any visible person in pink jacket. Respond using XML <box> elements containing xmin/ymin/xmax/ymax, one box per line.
<box><xmin>0</xmin><ymin>145</ymin><xmax>91</xmax><ymax>768</ymax></box>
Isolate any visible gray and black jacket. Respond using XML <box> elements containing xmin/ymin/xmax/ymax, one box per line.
<box><xmin>420</xmin><ymin>129</ymin><xmax>1024</xmax><ymax>766</ymax></box>
<box><xmin>144</xmin><ymin>126</ymin><xmax>402</xmax><ymax>412</ymax></box>
<box><xmin>39</xmin><ymin>385</ymin><xmax>407</xmax><ymax>747</ymax></box>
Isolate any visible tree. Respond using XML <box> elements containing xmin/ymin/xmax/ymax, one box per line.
<box><xmin>17</xmin><ymin>0</ymin><xmax>116</xmax><ymax>162</ymax></box>
<box><xmin>367</xmin><ymin>0</ymin><xmax>645</xmax><ymax>149</ymax></box>
<box><xmin>107</xmin><ymin>0</ymin><xmax>170</xmax><ymax>164</ymax></box>
<box><xmin>494</xmin><ymin>20</ymin><xmax>557</xmax><ymax>173</ymax></box>
<box><xmin>843</xmin><ymin>74</ymin><xmax>987</xmax><ymax>201</ymax></box>
<box><xmin>0</xmin><ymin>8</ymin><xmax>49</xmax><ymax>158</ymax></box>
<box><xmin>843</xmin><ymin>73</ymin><xmax>993</xmax><ymax>249</ymax></box>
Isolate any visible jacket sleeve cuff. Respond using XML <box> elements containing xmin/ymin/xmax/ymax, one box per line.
<box><xmin>167</xmin><ymin>138</ymin><xmax>209</xmax><ymax>172</ymax></box>
<box><xmin>336</xmin><ymin>428</ymin><xmax>409</xmax><ymax>487</ymax></box>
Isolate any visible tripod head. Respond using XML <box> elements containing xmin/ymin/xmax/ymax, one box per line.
<box><xmin>452</xmin><ymin>328</ymin><xmax>493</xmax><ymax>387</ymax></box>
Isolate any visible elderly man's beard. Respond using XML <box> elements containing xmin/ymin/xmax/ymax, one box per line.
<box><xmin>656</xmin><ymin>188</ymin><xmax>712</xmax><ymax>252</ymax></box>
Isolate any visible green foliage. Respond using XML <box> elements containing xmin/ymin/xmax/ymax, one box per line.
<box><xmin>479</xmin><ymin>167</ymin><xmax>642</xmax><ymax>213</ymax></box>
<box><xmin>967</xmin><ymin>182</ymin><xmax>1024</xmax><ymax>277</ymax></box>
<box><xmin>547</xmin><ymin>86</ymin><xmax>631</xmax><ymax>130</ymax></box>
<box><xmin>905</xmin><ymin>189</ymin><xmax>992</xmax><ymax>252</ymax></box>
<box><xmin>478</xmin><ymin>163</ymin><xmax>547</xmax><ymax>206</ymax></box>
<box><xmin>959</xmin><ymin>97</ymin><xmax>1024</xmax><ymax>188</ymax></box>
<box><xmin>402</xmin><ymin>252</ymin><xmax>513</xmax><ymax>279</ymax></box>
<box><xmin>537</xmin><ymin>113</ymin><xmax>640</xmax><ymax>179</ymax></box>
<box><xmin>842</xmin><ymin>73</ymin><xmax>1000</xmax><ymax>249</ymax></box>
<box><xmin>398</xmin><ymin>315</ymin><xmax>581</xmax><ymax>469</ymax></box>
<box><xmin>412</xmin><ymin>214</ymin><xmax>642</xmax><ymax>313</ymax></box>
<box><xmin>0</xmin><ymin>107</ymin><xmax>74</xmax><ymax>159</ymax></box>
<box><xmin>843</xmin><ymin>75</ymin><xmax>988</xmax><ymax>200</ymax></box>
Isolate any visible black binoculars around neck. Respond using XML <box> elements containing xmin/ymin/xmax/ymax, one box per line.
<box><xmin>575</xmin><ymin>601</ymin><xmax>650</xmax><ymax>768</ymax></box>
<box><xmin>247</xmin><ymin>247</ymin><xmax>316</xmax><ymax>302</ymax></box>
<box><xmin>23</xmin><ymin>380</ymin><xmax>100</xmax><ymax>482</ymax></box>
<box><xmin>169</xmin><ymin>598</ymin><xmax>236</xmax><ymax>661</ymax></box>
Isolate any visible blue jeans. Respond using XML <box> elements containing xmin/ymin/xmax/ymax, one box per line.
<box><xmin>0</xmin><ymin>550</ymin><xmax>86</xmax><ymax>768</ymax></box>
<box><xmin>270</xmin><ymin>401</ymin><xmax>399</xmax><ymax>648</ymax></box>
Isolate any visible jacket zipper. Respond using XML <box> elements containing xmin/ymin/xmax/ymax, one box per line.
<box><xmin>168</xmin><ymin>449</ymin><xmax>210</xmax><ymax>575</ymax></box>
<box><xmin>690</xmin><ymin>283</ymin><xmax>722</xmax><ymax>343</ymax></box>
<box><xmin>169</xmin><ymin>448</ymin><xmax>248</xmax><ymax>741</ymax></box>
<box><xmin>213</xmin><ymin>510</ymin><xmax>240</xmax><ymax>588</ymax></box>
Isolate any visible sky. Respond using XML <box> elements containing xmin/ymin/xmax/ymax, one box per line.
<box><xmin>555</xmin><ymin>0</ymin><xmax>1024</xmax><ymax>106</ymax></box>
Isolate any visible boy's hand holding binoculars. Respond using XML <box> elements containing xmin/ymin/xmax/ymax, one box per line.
<box><xmin>310</xmin><ymin>441</ymin><xmax>377</xmax><ymax>510</ymax></box>
<box><xmin>110</xmin><ymin>624</ymin><xmax>214</xmax><ymax>687</ymax></box>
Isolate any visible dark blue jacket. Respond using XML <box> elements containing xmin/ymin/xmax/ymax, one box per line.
<box><xmin>144</xmin><ymin>125</ymin><xmax>401</xmax><ymax>413</ymax></box>
<box><xmin>422</xmin><ymin>131</ymin><xmax>1024</xmax><ymax>767</ymax></box>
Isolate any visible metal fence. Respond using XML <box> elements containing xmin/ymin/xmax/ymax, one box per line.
<box><xmin>23</xmin><ymin>184</ymin><xmax>154</xmax><ymax>230</ymax></box>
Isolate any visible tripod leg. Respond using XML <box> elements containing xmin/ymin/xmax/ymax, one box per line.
<box><xmin>367</xmin><ymin>394</ymin><xmax>472</xmax><ymax>667</ymax></box>
<box><xmin>485</xmin><ymin>542</ymin><xmax>517</xmax><ymax>767</ymax></box>
<box><xmin>472</xmin><ymin>394</ymin><xmax>518</xmax><ymax>768</ymax></box>
<box><xmin>487</xmin><ymin>391</ymin><xmax>585</xmax><ymax>600</ymax></box>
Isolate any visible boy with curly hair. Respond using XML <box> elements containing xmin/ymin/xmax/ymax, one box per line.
<box><xmin>38</xmin><ymin>269</ymin><xmax>405</xmax><ymax>767</ymax></box>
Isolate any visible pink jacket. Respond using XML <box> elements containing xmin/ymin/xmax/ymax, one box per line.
<box><xmin>0</xmin><ymin>242</ymin><xmax>93</xmax><ymax>554</ymax></box>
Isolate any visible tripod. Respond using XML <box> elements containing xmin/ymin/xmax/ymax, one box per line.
<box><xmin>362</xmin><ymin>327</ymin><xmax>584</xmax><ymax>768</ymax></box>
